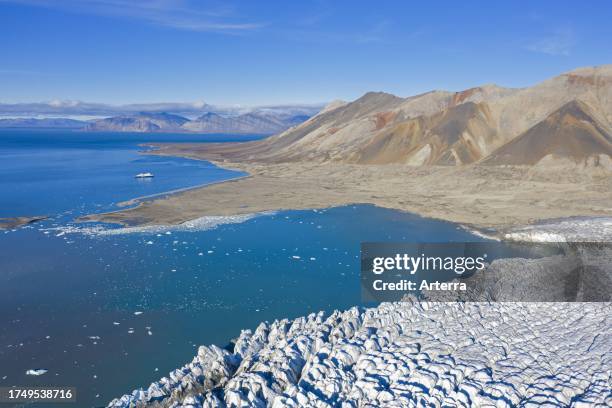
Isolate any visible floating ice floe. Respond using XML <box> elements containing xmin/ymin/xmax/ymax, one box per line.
<box><xmin>41</xmin><ymin>212</ymin><xmax>275</xmax><ymax>237</ymax></box>
<box><xmin>133</xmin><ymin>311</ymin><xmax>143</xmax><ymax>316</ymax></box>
<box><xmin>26</xmin><ymin>369</ymin><xmax>48</xmax><ymax>376</ymax></box>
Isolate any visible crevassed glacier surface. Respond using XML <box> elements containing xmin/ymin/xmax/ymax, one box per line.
<box><xmin>108</xmin><ymin>301</ymin><xmax>611</xmax><ymax>407</ymax></box>
<box><xmin>504</xmin><ymin>217</ymin><xmax>612</xmax><ymax>242</ymax></box>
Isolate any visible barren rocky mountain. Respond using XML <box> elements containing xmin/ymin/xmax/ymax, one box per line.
<box><xmin>483</xmin><ymin>100</ymin><xmax>612</xmax><ymax>165</ymax></box>
<box><xmin>85</xmin><ymin>111</ymin><xmax>314</xmax><ymax>134</ymax></box>
<box><xmin>183</xmin><ymin>111</ymin><xmax>310</xmax><ymax>134</ymax></box>
<box><xmin>0</xmin><ymin>117</ymin><xmax>87</xmax><ymax>129</ymax></box>
<box><xmin>192</xmin><ymin>65</ymin><xmax>612</xmax><ymax>166</ymax></box>
<box><xmin>86</xmin><ymin>112</ymin><xmax>190</xmax><ymax>132</ymax></box>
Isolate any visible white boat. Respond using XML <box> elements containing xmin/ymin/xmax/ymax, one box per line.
<box><xmin>135</xmin><ymin>172</ymin><xmax>154</xmax><ymax>178</ymax></box>
<box><xmin>26</xmin><ymin>369</ymin><xmax>48</xmax><ymax>376</ymax></box>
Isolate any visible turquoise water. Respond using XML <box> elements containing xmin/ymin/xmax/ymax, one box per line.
<box><xmin>0</xmin><ymin>131</ymin><xmax>481</xmax><ymax>407</ymax></box>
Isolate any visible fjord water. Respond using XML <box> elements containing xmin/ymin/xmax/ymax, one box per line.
<box><xmin>0</xmin><ymin>130</ymin><xmax>261</xmax><ymax>217</ymax></box>
<box><xmin>0</xmin><ymin>131</ymin><xmax>481</xmax><ymax>407</ymax></box>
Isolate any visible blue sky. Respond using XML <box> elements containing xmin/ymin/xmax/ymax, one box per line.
<box><xmin>1</xmin><ymin>0</ymin><xmax>611</xmax><ymax>106</ymax></box>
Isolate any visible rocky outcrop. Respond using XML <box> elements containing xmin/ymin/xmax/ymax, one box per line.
<box><xmin>0</xmin><ymin>216</ymin><xmax>48</xmax><ymax>230</ymax></box>
<box><xmin>108</xmin><ymin>301</ymin><xmax>611</xmax><ymax>407</ymax></box>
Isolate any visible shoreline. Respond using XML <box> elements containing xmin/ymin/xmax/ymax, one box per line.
<box><xmin>0</xmin><ymin>216</ymin><xmax>48</xmax><ymax>230</ymax></box>
<box><xmin>115</xmin><ymin>173</ymin><xmax>252</xmax><ymax>209</ymax></box>
<box><xmin>79</xmin><ymin>142</ymin><xmax>612</xmax><ymax>231</ymax></box>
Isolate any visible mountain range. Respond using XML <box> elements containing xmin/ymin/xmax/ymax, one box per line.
<box><xmin>0</xmin><ymin>117</ymin><xmax>87</xmax><ymax>129</ymax></box>
<box><xmin>85</xmin><ymin>110</ymin><xmax>311</xmax><ymax>134</ymax></box>
<box><xmin>4</xmin><ymin>65</ymin><xmax>612</xmax><ymax>162</ymax></box>
<box><xmin>199</xmin><ymin>65</ymin><xmax>612</xmax><ymax>167</ymax></box>
<box><xmin>0</xmin><ymin>105</ymin><xmax>320</xmax><ymax>134</ymax></box>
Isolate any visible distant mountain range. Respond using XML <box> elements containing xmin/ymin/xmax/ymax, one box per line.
<box><xmin>202</xmin><ymin>65</ymin><xmax>612</xmax><ymax>167</ymax></box>
<box><xmin>0</xmin><ymin>117</ymin><xmax>88</xmax><ymax>129</ymax></box>
<box><xmin>84</xmin><ymin>110</ymin><xmax>311</xmax><ymax>134</ymax></box>
<box><xmin>0</xmin><ymin>104</ymin><xmax>321</xmax><ymax>134</ymax></box>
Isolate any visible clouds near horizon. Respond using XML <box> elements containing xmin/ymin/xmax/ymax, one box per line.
<box><xmin>0</xmin><ymin>0</ymin><xmax>264</xmax><ymax>33</ymax></box>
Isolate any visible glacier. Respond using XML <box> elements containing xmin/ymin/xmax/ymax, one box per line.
<box><xmin>107</xmin><ymin>301</ymin><xmax>611</xmax><ymax>407</ymax></box>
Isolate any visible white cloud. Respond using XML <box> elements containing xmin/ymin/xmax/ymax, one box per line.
<box><xmin>0</xmin><ymin>0</ymin><xmax>264</xmax><ymax>33</ymax></box>
<box><xmin>526</xmin><ymin>28</ymin><xmax>575</xmax><ymax>56</ymax></box>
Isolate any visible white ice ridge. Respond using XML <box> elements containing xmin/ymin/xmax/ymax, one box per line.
<box><xmin>504</xmin><ymin>217</ymin><xmax>612</xmax><ymax>242</ymax></box>
<box><xmin>42</xmin><ymin>213</ymin><xmax>274</xmax><ymax>236</ymax></box>
<box><xmin>107</xmin><ymin>301</ymin><xmax>611</xmax><ymax>407</ymax></box>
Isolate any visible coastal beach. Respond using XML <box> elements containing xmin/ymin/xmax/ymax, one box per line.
<box><xmin>80</xmin><ymin>143</ymin><xmax>612</xmax><ymax>233</ymax></box>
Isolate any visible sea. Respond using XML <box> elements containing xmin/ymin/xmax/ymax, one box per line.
<box><xmin>0</xmin><ymin>130</ymin><xmax>483</xmax><ymax>407</ymax></box>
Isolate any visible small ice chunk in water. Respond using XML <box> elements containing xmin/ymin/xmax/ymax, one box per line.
<box><xmin>113</xmin><ymin>322</ymin><xmax>120</xmax><ymax>325</ymax></box>
<box><xmin>133</xmin><ymin>311</ymin><xmax>143</xmax><ymax>316</ymax></box>
<box><xmin>146</xmin><ymin>241</ymin><xmax>154</xmax><ymax>245</ymax></box>
<box><xmin>292</xmin><ymin>256</ymin><xmax>301</xmax><ymax>259</ymax></box>
<box><xmin>128</xmin><ymin>329</ymin><xmax>135</xmax><ymax>334</ymax></box>
<box><xmin>26</xmin><ymin>369</ymin><xmax>48</xmax><ymax>376</ymax></box>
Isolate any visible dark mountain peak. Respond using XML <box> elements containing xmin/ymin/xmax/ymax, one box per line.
<box><xmin>483</xmin><ymin>99</ymin><xmax>612</xmax><ymax>165</ymax></box>
<box><xmin>196</xmin><ymin>112</ymin><xmax>223</xmax><ymax>120</ymax></box>
<box><xmin>550</xmin><ymin>99</ymin><xmax>593</xmax><ymax>120</ymax></box>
